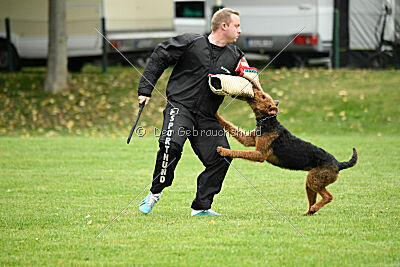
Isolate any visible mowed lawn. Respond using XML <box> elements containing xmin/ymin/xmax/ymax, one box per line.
<box><xmin>1</xmin><ymin>134</ymin><xmax>399</xmax><ymax>265</ymax></box>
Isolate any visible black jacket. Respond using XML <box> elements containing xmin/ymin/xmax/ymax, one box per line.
<box><xmin>138</xmin><ymin>33</ymin><xmax>244</xmax><ymax>117</ymax></box>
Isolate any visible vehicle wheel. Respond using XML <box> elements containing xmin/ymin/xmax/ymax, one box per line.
<box><xmin>0</xmin><ymin>41</ymin><xmax>21</xmax><ymax>72</ymax></box>
<box><xmin>370</xmin><ymin>52</ymin><xmax>390</xmax><ymax>69</ymax></box>
<box><xmin>68</xmin><ymin>59</ymin><xmax>84</xmax><ymax>72</ymax></box>
<box><xmin>272</xmin><ymin>53</ymin><xmax>306</xmax><ymax>69</ymax></box>
<box><xmin>135</xmin><ymin>57</ymin><xmax>150</xmax><ymax>67</ymax></box>
<box><xmin>292</xmin><ymin>54</ymin><xmax>307</xmax><ymax>68</ymax></box>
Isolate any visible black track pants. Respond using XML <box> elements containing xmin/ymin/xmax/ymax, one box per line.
<box><xmin>150</xmin><ymin>103</ymin><xmax>231</xmax><ymax>210</ymax></box>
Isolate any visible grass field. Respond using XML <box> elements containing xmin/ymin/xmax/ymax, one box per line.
<box><xmin>1</xmin><ymin>134</ymin><xmax>399</xmax><ymax>265</ymax></box>
<box><xmin>1</xmin><ymin>67</ymin><xmax>399</xmax><ymax>265</ymax></box>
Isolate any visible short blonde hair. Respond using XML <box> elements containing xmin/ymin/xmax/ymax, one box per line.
<box><xmin>211</xmin><ymin>8</ymin><xmax>240</xmax><ymax>31</ymax></box>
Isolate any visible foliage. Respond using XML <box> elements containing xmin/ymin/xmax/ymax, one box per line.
<box><xmin>0</xmin><ymin>66</ymin><xmax>399</xmax><ymax>137</ymax></box>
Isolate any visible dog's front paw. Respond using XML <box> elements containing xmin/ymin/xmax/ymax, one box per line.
<box><xmin>217</xmin><ymin>146</ymin><xmax>228</xmax><ymax>156</ymax></box>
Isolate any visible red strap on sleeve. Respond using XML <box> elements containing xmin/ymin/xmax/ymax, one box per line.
<box><xmin>235</xmin><ymin>57</ymin><xmax>250</xmax><ymax>73</ymax></box>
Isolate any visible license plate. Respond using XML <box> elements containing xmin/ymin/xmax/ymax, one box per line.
<box><xmin>135</xmin><ymin>39</ymin><xmax>154</xmax><ymax>49</ymax></box>
<box><xmin>246</xmin><ymin>38</ymin><xmax>273</xmax><ymax>48</ymax></box>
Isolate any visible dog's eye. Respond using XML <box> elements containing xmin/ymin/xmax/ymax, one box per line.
<box><xmin>262</xmin><ymin>95</ymin><xmax>266</xmax><ymax>99</ymax></box>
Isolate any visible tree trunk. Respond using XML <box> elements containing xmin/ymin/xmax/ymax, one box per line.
<box><xmin>45</xmin><ymin>0</ymin><xmax>68</xmax><ymax>93</ymax></box>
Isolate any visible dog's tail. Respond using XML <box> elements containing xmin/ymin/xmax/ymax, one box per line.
<box><xmin>338</xmin><ymin>148</ymin><xmax>358</xmax><ymax>171</ymax></box>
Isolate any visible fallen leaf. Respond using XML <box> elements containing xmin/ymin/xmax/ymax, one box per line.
<box><xmin>45</xmin><ymin>131</ymin><xmax>59</xmax><ymax>137</ymax></box>
<box><xmin>326</xmin><ymin>112</ymin><xmax>334</xmax><ymax>118</ymax></box>
<box><xmin>66</xmin><ymin>120</ymin><xmax>74</xmax><ymax>130</ymax></box>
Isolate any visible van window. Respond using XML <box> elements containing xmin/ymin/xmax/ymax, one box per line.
<box><xmin>175</xmin><ymin>1</ymin><xmax>205</xmax><ymax>18</ymax></box>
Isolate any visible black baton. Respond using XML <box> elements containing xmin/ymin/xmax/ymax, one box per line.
<box><xmin>127</xmin><ymin>101</ymin><xmax>146</xmax><ymax>144</ymax></box>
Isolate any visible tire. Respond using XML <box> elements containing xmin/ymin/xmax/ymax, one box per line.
<box><xmin>135</xmin><ymin>57</ymin><xmax>150</xmax><ymax>67</ymax></box>
<box><xmin>369</xmin><ymin>52</ymin><xmax>391</xmax><ymax>69</ymax></box>
<box><xmin>68</xmin><ymin>59</ymin><xmax>84</xmax><ymax>72</ymax></box>
<box><xmin>0</xmin><ymin>41</ymin><xmax>21</xmax><ymax>72</ymax></box>
<box><xmin>272</xmin><ymin>53</ymin><xmax>307</xmax><ymax>69</ymax></box>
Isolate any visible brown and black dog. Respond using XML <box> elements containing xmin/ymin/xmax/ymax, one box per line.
<box><xmin>216</xmin><ymin>86</ymin><xmax>357</xmax><ymax>215</ymax></box>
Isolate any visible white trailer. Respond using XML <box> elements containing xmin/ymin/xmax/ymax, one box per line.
<box><xmin>337</xmin><ymin>0</ymin><xmax>400</xmax><ymax>68</ymax></box>
<box><xmin>174</xmin><ymin>0</ymin><xmax>334</xmax><ymax>67</ymax></box>
<box><xmin>0</xmin><ymin>0</ymin><xmax>176</xmax><ymax>71</ymax></box>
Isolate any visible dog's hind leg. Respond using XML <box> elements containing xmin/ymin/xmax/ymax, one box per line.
<box><xmin>303</xmin><ymin>185</ymin><xmax>317</xmax><ymax>215</ymax></box>
<box><xmin>308</xmin><ymin>188</ymin><xmax>333</xmax><ymax>215</ymax></box>
<box><xmin>304</xmin><ymin>167</ymin><xmax>337</xmax><ymax>215</ymax></box>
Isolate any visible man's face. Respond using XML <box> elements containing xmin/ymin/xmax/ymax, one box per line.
<box><xmin>224</xmin><ymin>14</ymin><xmax>241</xmax><ymax>44</ymax></box>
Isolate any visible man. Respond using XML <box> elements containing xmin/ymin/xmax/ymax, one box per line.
<box><xmin>138</xmin><ymin>8</ymin><xmax>247</xmax><ymax>216</ymax></box>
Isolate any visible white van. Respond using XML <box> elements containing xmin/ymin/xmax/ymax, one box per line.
<box><xmin>0</xmin><ymin>0</ymin><xmax>176</xmax><ymax>71</ymax></box>
<box><xmin>174</xmin><ymin>0</ymin><xmax>334</xmax><ymax>67</ymax></box>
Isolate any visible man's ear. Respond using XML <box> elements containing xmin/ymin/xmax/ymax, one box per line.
<box><xmin>221</xmin><ymin>22</ymin><xmax>228</xmax><ymax>31</ymax></box>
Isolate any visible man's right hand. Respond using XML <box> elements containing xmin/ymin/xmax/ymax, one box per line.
<box><xmin>138</xmin><ymin>95</ymin><xmax>151</xmax><ymax>105</ymax></box>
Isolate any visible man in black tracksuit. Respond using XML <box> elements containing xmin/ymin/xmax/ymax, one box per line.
<box><xmin>138</xmin><ymin>8</ymin><xmax>248</xmax><ymax>216</ymax></box>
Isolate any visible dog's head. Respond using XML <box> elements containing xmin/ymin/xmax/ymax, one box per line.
<box><xmin>238</xmin><ymin>86</ymin><xmax>279</xmax><ymax>117</ymax></box>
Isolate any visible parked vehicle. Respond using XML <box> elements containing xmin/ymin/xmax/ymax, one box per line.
<box><xmin>0</xmin><ymin>0</ymin><xmax>176</xmax><ymax>71</ymax></box>
<box><xmin>174</xmin><ymin>0</ymin><xmax>400</xmax><ymax>68</ymax></box>
<box><xmin>174</xmin><ymin>0</ymin><xmax>334</xmax><ymax>67</ymax></box>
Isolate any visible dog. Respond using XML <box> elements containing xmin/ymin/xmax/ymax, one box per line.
<box><xmin>216</xmin><ymin>86</ymin><xmax>358</xmax><ymax>215</ymax></box>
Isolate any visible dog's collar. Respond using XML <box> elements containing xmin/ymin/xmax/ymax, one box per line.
<box><xmin>256</xmin><ymin>113</ymin><xmax>278</xmax><ymax>125</ymax></box>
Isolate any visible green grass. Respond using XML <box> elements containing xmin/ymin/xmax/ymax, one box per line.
<box><xmin>1</xmin><ymin>135</ymin><xmax>399</xmax><ymax>265</ymax></box>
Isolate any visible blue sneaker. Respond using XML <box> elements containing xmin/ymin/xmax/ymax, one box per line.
<box><xmin>191</xmin><ymin>209</ymin><xmax>221</xmax><ymax>216</ymax></box>
<box><xmin>139</xmin><ymin>192</ymin><xmax>161</xmax><ymax>214</ymax></box>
